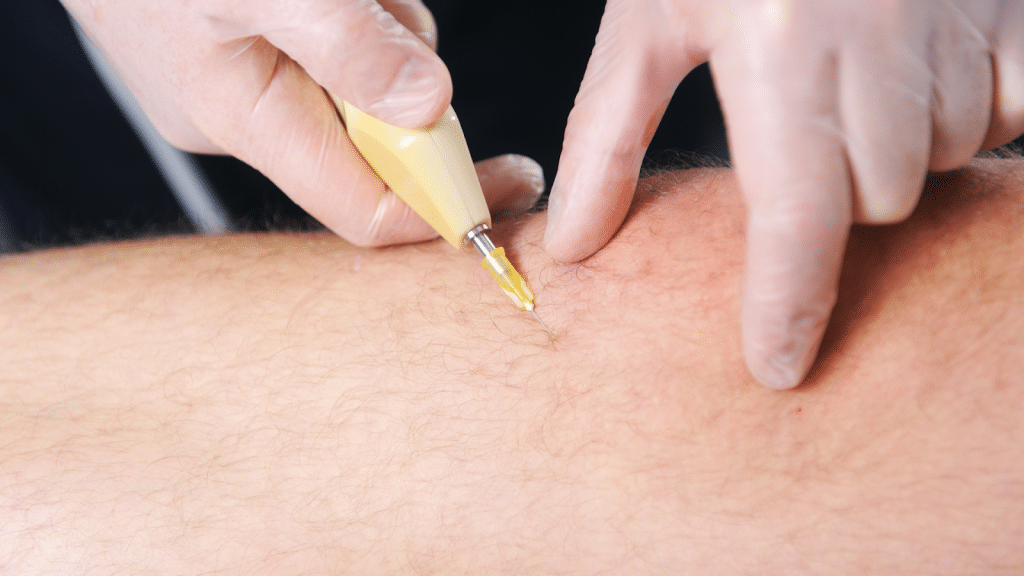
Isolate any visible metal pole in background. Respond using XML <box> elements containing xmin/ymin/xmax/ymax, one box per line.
<box><xmin>70</xmin><ymin>19</ymin><xmax>232</xmax><ymax>236</ymax></box>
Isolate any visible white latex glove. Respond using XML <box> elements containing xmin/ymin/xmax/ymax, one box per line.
<box><xmin>545</xmin><ymin>0</ymin><xmax>1024</xmax><ymax>389</ymax></box>
<box><xmin>61</xmin><ymin>0</ymin><xmax>543</xmax><ymax>245</ymax></box>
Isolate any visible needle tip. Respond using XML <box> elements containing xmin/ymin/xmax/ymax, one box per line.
<box><xmin>531</xmin><ymin>308</ymin><xmax>556</xmax><ymax>340</ymax></box>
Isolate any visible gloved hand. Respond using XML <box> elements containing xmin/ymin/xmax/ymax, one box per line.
<box><xmin>61</xmin><ymin>0</ymin><xmax>543</xmax><ymax>245</ymax></box>
<box><xmin>544</xmin><ymin>0</ymin><xmax>1024</xmax><ymax>389</ymax></box>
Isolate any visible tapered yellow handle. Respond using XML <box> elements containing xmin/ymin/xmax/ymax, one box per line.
<box><xmin>331</xmin><ymin>96</ymin><xmax>490</xmax><ymax>249</ymax></box>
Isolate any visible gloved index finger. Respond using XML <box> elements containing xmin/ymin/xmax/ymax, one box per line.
<box><xmin>545</xmin><ymin>0</ymin><xmax>704</xmax><ymax>262</ymax></box>
<box><xmin>711</xmin><ymin>7</ymin><xmax>852</xmax><ymax>389</ymax></box>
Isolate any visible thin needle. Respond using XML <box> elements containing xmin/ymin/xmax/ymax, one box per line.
<box><xmin>531</xmin><ymin>308</ymin><xmax>555</xmax><ymax>340</ymax></box>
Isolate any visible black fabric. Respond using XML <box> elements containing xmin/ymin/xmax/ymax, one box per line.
<box><xmin>0</xmin><ymin>0</ymin><xmax>189</xmax><ymax>247</ymax></box>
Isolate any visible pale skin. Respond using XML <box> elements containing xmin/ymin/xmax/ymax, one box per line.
<box><xmin>2</xmin><ymin>159</ymin><xmax>1023</xmax><ymax>574</ymax></box>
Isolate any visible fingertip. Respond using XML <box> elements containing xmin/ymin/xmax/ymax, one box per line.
<box><xmin>543</xmin><ymin>2</ymin><xmax>696</xmax><ymax>263</ymax></box>
<box><xmin>744</xmin><ymin>337</ymin><xmax>814</xmax><ymax>390</ymax></box>
<box><xmin>737</xmin><ymin>205</ymin><xmax>847</xmax><ymax>390</ymax></box>
<box><xmin>503</xmin><ymin>154</ymin><xmax>547</xmax><ymax>196</ymax></box>
<box><xmin>541</xmin><ymin>210</ymin><xmax>620</xmax><ymax>263</ymax></box>
<box><xmin>542</xmin><ymin>138</ymin><xmax>643</xmax><ymax>263</ymax></box>
<box><xmin>542</xmin><ymin>227</ymin><xmax>593</xmax><ymax>263</ymax></box>
<box><xmin>267</xmin><ymin>1</ymin><xmax>453</xmax><ymax>130</ymax></box>
<box><xmin>742</xmin><ymin>293</ymin><xmax>832</xmax><ymax>390</ymax></box>
<box><xmin>476</xmin><ymin>154</ymin><xmax>546</xmax><ymax>220</ymax></box>
<box><xmin>361</xmin><ymin>56</ymin><xmax>452</xmax><ymax>128</ymax></box>
<box><xmin>542</xmin><ymin>178</ymin><xmax>606</xmax><ymax>263</ymax></box>
<box><xmin>743</xmin><ymin>326</ymin><xmax>820</xmax><ymax>391</ymax></box>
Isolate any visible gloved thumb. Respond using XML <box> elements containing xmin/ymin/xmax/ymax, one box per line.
<box><xmin>545</xmin><ymin>0</ymin><xmax>703</xmax><ymax>262</ymax></box>
<box><xmin>258</xmin><ymin>0</ymin><xmax>451</xmax><ymax>128</ymax></box>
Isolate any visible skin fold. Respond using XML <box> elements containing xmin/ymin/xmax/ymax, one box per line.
<box><xmin>1</xmin><ymin>159</ymin><xmax>1023</xmax><ymax>574</ymax></box>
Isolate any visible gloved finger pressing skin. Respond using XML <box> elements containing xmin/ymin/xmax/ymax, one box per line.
<box><xmin>545</xmin><ymin>0</ymin><xmax>1024</xmax><ymax>390</ymax></box>
<box><xmin>543</xmin><ymin>0</ymin><xmax>707</xmax><ymax>263</ymax></box>
<box><xmin>711</xmin><ymin>3</ymin><xmax>852</xmax><ymax>389</ymax></box>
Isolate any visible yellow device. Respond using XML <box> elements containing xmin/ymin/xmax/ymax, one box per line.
<box><xmin>331</xmin><ymin>96</ymin><xmax>552</xmax><ymax>336</ymax></box>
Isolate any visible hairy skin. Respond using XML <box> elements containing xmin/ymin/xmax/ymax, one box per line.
<box><xmin>2</xmin><ymin>159</ymin><xmax>1023</xmax><ymax>574</ymax></box>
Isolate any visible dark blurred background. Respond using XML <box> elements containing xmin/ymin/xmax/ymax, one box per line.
<box><xmin>0</xmin><ymin>0</ymin><xmax>732</xmax><ymax>251</ymax></box>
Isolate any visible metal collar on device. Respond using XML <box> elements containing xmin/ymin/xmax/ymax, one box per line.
<box><xmin>465</xmin><ymin>224</ymin><xmax>495</xmax><ymax>257</ymax></box>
